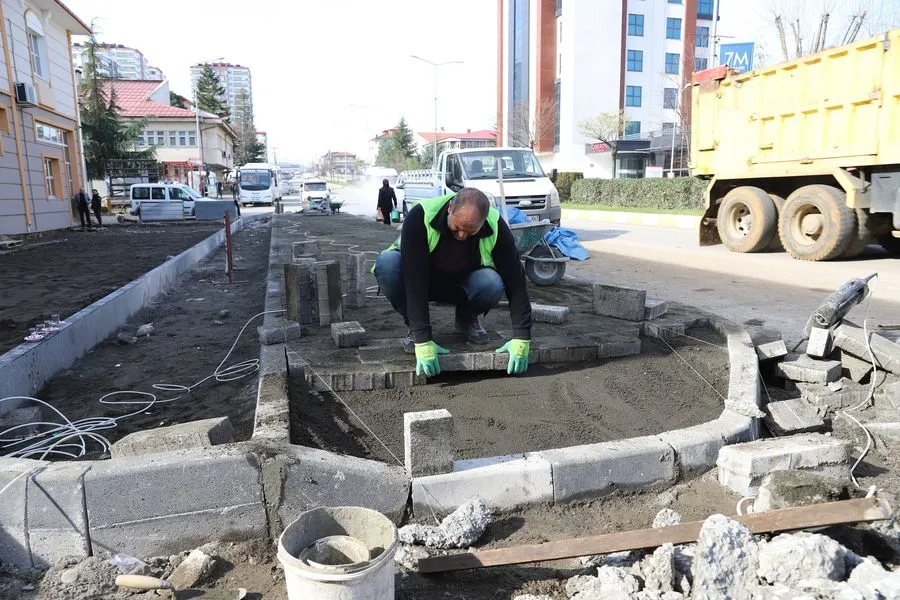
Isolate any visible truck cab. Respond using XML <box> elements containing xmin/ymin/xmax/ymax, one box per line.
<box><xmin>399</xmin><ymin>148</ymin><xmax>562</xmax><ymax>225</ymax></box>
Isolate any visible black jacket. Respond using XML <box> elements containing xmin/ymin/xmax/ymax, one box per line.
<box><xmin>377</xmin><ymin>185</ymin><xmax>397</xmax><ymax>210</ymax></box>
<box><xmin>90</xmin><ymin>193</ymin><xmax>101</xmax><ymax>211</ymax></box>
<box><xmin>73</xmin><ymin>191</ymin><xmax>88</xmax><ymax>208</ymax></box>
<box><xmin>401</xmin><ymin>202</ymin><xmax>532</xmax><ymax>343</ymax></box>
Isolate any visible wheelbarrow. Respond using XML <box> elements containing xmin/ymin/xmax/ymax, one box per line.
<box><xmin>510</xmin><ymin>221</ymin><xmax>568</xmax><ymax>285</ymax></box>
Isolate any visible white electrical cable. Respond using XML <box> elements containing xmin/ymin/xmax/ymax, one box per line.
<box><xmin>0</xmin><ymin>310</ymin><xmax>285</xmax><ymax>462</ymax></box>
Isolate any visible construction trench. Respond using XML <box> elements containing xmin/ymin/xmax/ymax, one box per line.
<box><xmin>1</xmin><ymin>213</ymin><xmax>900</xmax><ymax>599</ymax></box>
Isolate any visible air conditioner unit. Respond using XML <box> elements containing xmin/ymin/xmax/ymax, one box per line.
<box><xmin>14</xmin><ymin>82</ymin><xmax>37</xmax><ymax>106</ymax></box>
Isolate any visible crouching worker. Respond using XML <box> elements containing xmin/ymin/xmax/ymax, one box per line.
<box><xmin>374</xmin><ymin>188</ymin><xmax>532</xmax><ymax>377</ymax></box>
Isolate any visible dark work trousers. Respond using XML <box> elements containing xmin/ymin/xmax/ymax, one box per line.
<box><xmin>93</xmin><ymin>207</ymin><xmax>102</xmax><ymax>227</ymax></box>
<box><xmin>379</xmin><ymin>204</ymin><xmax>394</xmax><ymax>225</ymax></box>
<box><xmin>78</xmin><ymin>204</ymin><xmax>91</xmax><ymax>227</ymax></box>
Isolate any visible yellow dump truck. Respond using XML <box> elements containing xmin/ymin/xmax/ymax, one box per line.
<box><xmin>691</xmin><ymin>29</ymin><xmax>900</xmax><ymax>261</ymax></box>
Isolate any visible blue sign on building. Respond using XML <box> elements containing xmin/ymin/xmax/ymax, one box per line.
<box><xmin>719</xmin><ymin>43</ymin><xmax>755</xmax><ymax>73</ymax></box>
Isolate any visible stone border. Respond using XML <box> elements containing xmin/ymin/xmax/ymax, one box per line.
<box><xmin>0</xmin><ymin>219</ymin><xmax>244</xmax><ymax>405</ymax></box>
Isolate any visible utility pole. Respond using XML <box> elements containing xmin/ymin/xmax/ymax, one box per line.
<box><xmin>411</xmin><ymin>55</ymin><xmax>463</xmax><ymax>170</ymax></box>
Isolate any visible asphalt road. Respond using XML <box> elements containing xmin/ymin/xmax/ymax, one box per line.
<box><xmin>286</xmin><ymin>186</ymin><xmax>900</xmax><ymax>345</ymax></box>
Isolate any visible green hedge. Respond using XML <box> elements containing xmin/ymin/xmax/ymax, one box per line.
<box><xmin>554</xmin><ymin>171</ymin><xmax>584</xmax><ymax>201</ymax></box>
<box><xmin>570</xmin><ymin>177</ymin><xmax>706</xmax><ymax>210</ymax></box>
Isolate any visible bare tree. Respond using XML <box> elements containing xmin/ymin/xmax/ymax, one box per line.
<box><xmin>578</xmin><ymin>110</ymin><xmax>628</xmax><ymax>178</ymax></box>
<box><xmin>507</xmin><ymin>98</ymin><xmax>558</xmax><ymax>151</ymax></box>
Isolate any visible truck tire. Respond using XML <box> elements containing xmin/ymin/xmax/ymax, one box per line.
<box><xmin>841</xmin><ymin>208</ymin><xmax>875</xmax><ymax>259</ymax></box>
<box><xmin>877</xmin><ymin>233</ymin><xmax>900</xmax><ymax>255</ymax></box>
<box><xmin>716</xmin><ymin>186</ymin><xmax>778</xmax><ymax>253</ymax></box>
<box><xmin>765</xmin><ymin>193</ymin><xmax>785</xmax><ymax>251</ymax></box>
<box><xmin>778</xmin><ymin>185</ymin><xmax>854</xmax><ymax>261</ymax></box>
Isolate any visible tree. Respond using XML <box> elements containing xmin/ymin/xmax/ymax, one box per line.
<box><xmin>507</xmin><ymin>99</ymin><xmax>557</xmax><ymax>150</ymax></box>
<box><xmin>375</xmin><ymin>118</ymin><xmax>421</xmax><ymax>172</ymax></box>
<box><xmin>194</xmin><ymin>65</ymin><xmax>229</xmax><ymax>120</ymax></box>
<box><xmin>169</xmin><ymin>91</ymin><xmax>189</xmax><ymax>109</ymax></box>
<box><xmin>578</xmin><ymin>110</ymin><xmax>628</xmax><ymax>178</ymax></box>
<box><xmin>232</xmin><ymin>90</ymin><xmax>264</xmax><ymax>167</ymax></box>
<box><xmin>79</xmin><ymin>31</ymin><xmax>149</xmax><ymax>183</ymax></box>
<box><xmin>392</xmin><ymin>117</ymin><xmax>418</xmax><ymax>159</ymax></box>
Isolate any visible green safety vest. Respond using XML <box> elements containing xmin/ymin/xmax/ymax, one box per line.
<box><xmin>381</xmin><ymin>193</ymin><xmax>501</xmax><ymax>269</ymax></box>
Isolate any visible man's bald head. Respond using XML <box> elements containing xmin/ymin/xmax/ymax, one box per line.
<box><xmin>448</xmin><ymin>188</ymin><xmax>491</xmax><ymax>240</ymax></box>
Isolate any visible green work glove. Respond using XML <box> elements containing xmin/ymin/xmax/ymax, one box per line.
<box><xmin>415</xmin><ymin>341</ymin><xmax>449</xmax><ymax>377</ymax></box>
<box><xmin>495</xmin><ymin>339</ymin><xmax>530</xmax><ymax>375</ymax></box>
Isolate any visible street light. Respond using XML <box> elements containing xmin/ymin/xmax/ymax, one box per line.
<box><xmin>410</xmin><ymin>55</ymin><xmax>463</xmax><ymax>170</ymax></box>
<box><xmin>192</xmin><ymin>56</ymin><xmax>223</xmax><ymax>195</ymax></box>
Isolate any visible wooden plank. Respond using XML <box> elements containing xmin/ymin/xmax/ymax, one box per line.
<box><xmin>417</xmin><ymin>497</ymin><xmax>891</xmax><ymax>574</ymax></box>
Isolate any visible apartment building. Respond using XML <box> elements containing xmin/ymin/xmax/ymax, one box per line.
<box><xmin>189</xmin><ymin>62</ymin><xmax>253</xmax><ymax>124</ymax></box>
<box><xmin>497</xmin><ymin>0</ymin><xmax>716</xmax><ymax>177</ymax></box>
<box><xmin>71</xmin><ymin>42</ymin><xmax>164</xmax><ymax>81</ymax></box>
<box><xmin>0</xmin><ymin>0</ymin><xmax>90</xmax><ymax>235</ymax></box>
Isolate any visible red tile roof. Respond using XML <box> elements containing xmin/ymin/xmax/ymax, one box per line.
<box><xmin>102</xmin><ymin>80</ymin><xmax>197</xmax><ymax>119</ymax></box>
<box><xmin>418</xmin><ymin>129</ymin><xmax>496</xmax><ymax>142</ymax></box>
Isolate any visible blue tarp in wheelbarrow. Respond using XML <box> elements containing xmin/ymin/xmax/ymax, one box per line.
<box><xmin>506</xmin><ymin>206</ymin><xmax>589</xmax><ymax>261</ymax></box>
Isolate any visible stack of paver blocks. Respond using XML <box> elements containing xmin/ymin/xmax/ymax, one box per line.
<box><xmin>316</xmin><ymin>260</ymin><xmax>343</xmax><ymax>326</ymax></box>
<box><xmin>284</xmin><ymin>262</ymin><xmax>317</xmax><ymax>325</ymax></box>
<box><xmin>346</xmin><ymin>252</ymin><xmax>367</xmax><ymax>308</ymax></box>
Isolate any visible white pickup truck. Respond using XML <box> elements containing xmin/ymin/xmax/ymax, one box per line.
<box><xmin>398</xmin><ymin>148</ymin><xmax>561</xmax><ymax>225</ymax></box>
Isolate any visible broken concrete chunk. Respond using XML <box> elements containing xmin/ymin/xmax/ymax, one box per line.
<box><xmin>596</xmin><ymin>565</ymin><xmax>641</xmax><ymax>595</ymax></box>
<box><xmin>757</xmin><ymin>532</ymin><xmax>849</xmax><ymax>585</ymax></box>
<box><xmin>692</xmin><ymin>514</ymin><xmax>759</xmax><ymax>600</ymax></box>
<box><xmin>642</xmin><ymin>544</ymin><xmax>676</xmax><ymax>592</ymax></box>
<box><xmin>169</xmin><ymin>548</ymin><xmax>217</xmax><ymax>590</ymax></box>
<box><xmin>847</xmin><ymin>557</ymin><xmax>900</xmax><ymax>598</ymax></box>
<box><xmin>798</xmin><ymin>379</ymin><xmax>872</xmax><ymax>414</ymax></box>
<box><xmin>394</xmin><ymin>545</ymin><xmax>429</xmax><ymax>571</ymax></box>
<box><xmin>116</xmin><ymin>332</ymin><xmax>138</xmax><ymax>345</ymax></box>
<box><xmin>397</xmin><ymin>498</ymin><xmax>491</xmax><ymax>549</ymax></box>
<box><xmin>834</xmin><ymin>321</ymin><xmax>900</xmax><ymax>374</ymax></box>
<box><xmin>652</xmin><ymin>508</ymin><xmax>683</xmax><ymax>528</ymax></box>
<box><xmin>764</xmin><ymin>399</ymin><xmax>826</xmax><ymax>435</ymax></box>
<box><xmin>531</xmin><ymin>303</ymin><xmax>569</xmax><ymax>324</ymax></box>
<box><xmin>512</xmin><ymin>596</ymin><xmax>553</xmax><ymax>600</ymax></box>
<box><xmin>135</xmin><ymin>323</ymin><xmax>154</xmax><ymax>337</ymax></box>
<box><xmin>752</xmin><ymin>470</ymin><xmax>852</xmax><ymax>514</ymax></box>
<box><xmin>775</xmin><ymin>354</ymin><xmax>842</xmax><ymax>384</ymax></box>
<box><xmin>565</xmin><ymin>574</ymin><xmax>606</xmax><ymax>598</ymax></box>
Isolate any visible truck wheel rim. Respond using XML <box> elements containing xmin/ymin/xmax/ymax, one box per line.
<box><xmin>726</xmin><ymin>203</ymin><xmax>752</xmax><ymax>238</ymax></box>
<box><xmin>790</xmin><ymin>204</ymin><xmax>824</xmax><ymax>246</ymax></box>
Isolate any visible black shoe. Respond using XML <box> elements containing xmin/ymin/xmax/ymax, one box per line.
<box><xmin>402</xmin><ymin>331</ymin><xmax>415</xmax><ymax>354</ymax></box>
<box><xmin>455</xmin><ymin>316</ymin><xmax>488</xmax><ymax>345</ymax></box>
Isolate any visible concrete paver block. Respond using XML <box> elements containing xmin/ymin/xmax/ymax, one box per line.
<box><xmin>764</xmin><ymin>399</ymin><xmax>826</xmax><ymax>435</ymax></box>
<box><xmin>592</xmin><ymin>284</ymin><xmax>647</xmax><ymax>321</ymax></box>
<box><xmin>642</xmin><ymin>321</ymin><xmax>685</xmax><ymax>339</ymax></box>
<box><xmin>658</xmin><ymin>421</ymin><xmax>728</xmax><ymax>478</ymax></box>
<box><xmin>834</xmin><ymin>321</ymin><xmax>900</xmax><ymax>374</ymax></box>
<box><xmin>531</xmin><ymin>303</ymin><xmax>569</xmax><ymax>324</ymax></box>
<box><xmin>275</xmin><ymin>446</ymin><xmax>410</xmax><ymax>526</ymax></box>
<box><xmin>411</xmin><ymin>455</ymin><xmax>553</xmax><ymax>515</ymax></box>
<box><xmin>806</xmin><ymin>327</ymin><xmax>834</xmax><ymax>359</ymax></box>
<box><xmin>798</xmin><ymin>379</ymin><xmax>871</xmax><ymax>414</ymax></box>
<box><xmin>541</xmin><ymin>436</ymin><xmax>676</xmax><ymax>503</ymax></box>
<box><xmin>644</xmin><ymin>298</ymin><xmax>669</xmax><ymax>320</ymax></box>
<box><xmin>330</xmin><ymin>321</ymin><xmax>366</xmax><ymax>348</ymax></box>
<box><xmin>258</xmin><ymin>323</ymin><xmax>302</xmax><ymax>346</ymax></box>
<box><xmin>315</xmin><ymin>261</ymin><xmax>343</xmax><ymax>326</ymax></box>
<box><xmin>725</xmin><ymin>330</ymin><xmax>765</xmax><ymax>419</ymax></box>
<box><xmin>598</xmin><ymin>338</ymin><xmax>642</xmax><ymax>359</ymax></box>
<box><xmin>85</xmin><ymin>448</ymin><xmax>267</xmax><ymax>558</ymax></box>
<box><xmin>110</xmin><ymin>417</ymin><xmax>234</xmax><ymax>458</ymax></box>
<box><xmin>404</xmin><ymin>410</ymin><xmax>454</xmax><ymax>477</ymax></box>
<box><xmin>748</xmin><ymin>327</ymin><xmax>787</xmax><ymax>362</ymax></box>
<box><xmin>838</xmin><ymin>349</ymin><xmax>874</xmax><ymax>383</ymax></box>
<box><xmin>774</xmin><ymin>354</ymin><xmax>842</xmax><ymax>384</ymax></box>
<box><xmin>717</xmin><ymin>434</ymin><xmax>851</xmax><ymax>496</ymax></box>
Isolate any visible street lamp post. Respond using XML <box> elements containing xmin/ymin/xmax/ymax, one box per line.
<box><xmin>410</xmin><ymin>55</ymin><xmax>463</xmax><ymax>170</ymax></box>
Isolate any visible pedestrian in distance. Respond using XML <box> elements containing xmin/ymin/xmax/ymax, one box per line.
<box><xmin>373</xmin><ymin>188</ymin><xmax>532</xmax><ymax>378</ymax></box>
<box><xmin>73</xmin><ymin>187</ymin><xmax>90</xmax><ymax>229</ymax></box>
<box><xmin>216</xmin><ymin>181</ymin><xmax>223</xmax><ymax>199</ymax></box>
<box><xmin>376</xmin><ymin>178</ymin><xmax>397</xmax><ymax>226</ymax></box>
<box><xmin>90</xmin><ymin>189</ymin><xmax>103</xmax><ymax>228</ymax></box>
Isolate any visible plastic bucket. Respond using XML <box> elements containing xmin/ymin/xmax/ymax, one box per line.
<box><xmin>277</xmin><ymin>506</ymin><xmax>398</xmax><ymax>600</ymax></box>
<box><xmin>390</xmin><ymin>209</ymin><xmax>401</xmax><ymax>222</ymax></box>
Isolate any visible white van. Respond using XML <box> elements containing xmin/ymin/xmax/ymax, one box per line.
<box><xmin>300</xmin><ymin>178</ymin><xmax>331</xmax><ymax>208</ymax></box>
<box><xmin>130</xmin><ymin>183</ymin><xmax>198</xmax><ymax>219</ymax></box>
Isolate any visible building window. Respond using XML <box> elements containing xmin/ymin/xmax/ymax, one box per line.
<box><xmin>168</xmin><ymin>131</ymin><xmax>177</xmax><ymax>146</ymax></box>
<box><xmin>188</xmin><ymin>132</ymin><xmax>196</xmax><ymax>146</ymax></box>
<box><xmin>179</xmin><ymin>131</ymin><xmax>187</xmax><ymax>146</ymax></box>
<box><xmin>695</xmin><ymin>57</ymin><xmax>709</xmax><ymax>71</ymax></box>
<box><xmin>0</xmin><ymin>106</ymin><xmax>8</xmax><ymax>135</ymax></box>
<box><xmin>624</xmin><ymin>121</ymin><xmax>641</xmax><ymax>136</ymax></box>
<box><xmin>698</xmin><ymin>0</ymin><xmax>714</xmax><ymax>20</ymax></box>
<box><xmin>627</xmin><ymin>13</ymin><xmax>644</xmax><ymax>36</ymax></box>
<box><xmin>155</xmin><ymin>131</ymin><xmax>165</xmax><ymax>146</ymax></box>
<box><xmin>26</xmin><ymin>12</ymin><xmax>48</xmax><ymax>80</ymax></box>
<box><xmin>665</xmin><ymin>53</ymin><xmax>680</xmax><ymax>74</ymax></box>
<box><xmin>666</xmin><ymin>18</ymin><xmax>682</xmax><ymax>40</ymax></box>
<box><xmin>138</xmin><ymin>131</ymin><xmax>146</xmax><ymax>146</ymax></box>
<box><xmin>43</xmin><ymin>156</ymin><xmax>62</xmax><ymax>198</ymax></box>
<box><xmin>627</xmin><ymin>50</ymin><xmax>643</xmax><ymax>72</ymax></box>
<box><xmin>626</xmin><ymin>85</ymin><xmax>642</xmax><ymax>107</ymax></box>
<box><xmin>697</xmin><ymin>26</ymin><xmax>710</xmax><ymax>47</ymax></box>
<box><xmin>35</xmin><ymin>122</ymin><xmax>66</xmax><ymax>145</ymax></box>
<box><xmin>664</xmin><ymin>87</ymin><xmax>679</xmax><ymax>109</ymax></box>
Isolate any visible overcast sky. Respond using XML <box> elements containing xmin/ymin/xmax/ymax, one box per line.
<box><xmin>64</xmin><ymin>0</ymin><xmax>899</xmax><ymax>165</ymax></box>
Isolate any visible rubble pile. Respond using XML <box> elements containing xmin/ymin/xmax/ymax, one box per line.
<box><xmin>561</xmin><ymin>508</ymin><xmax>900</xmax><ymax>600</ymax></box>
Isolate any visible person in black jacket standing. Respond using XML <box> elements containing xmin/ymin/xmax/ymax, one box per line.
<box><xmin>373</xmin><ymin>188</ymin><xmax>532</xmax><ymax>377</ymax></box>
<box><xmin>90</xmin><ymin>189</ymin><xmax>103</xmax><ymax>227</ymax></box>
<box><xmin>376</xmin><ymin>178</ymin><xmax>397</xmax><ymax>225</ymax></box>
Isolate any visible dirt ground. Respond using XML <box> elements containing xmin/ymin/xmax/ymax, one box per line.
<box><xmin>27</xmin><ymin>219</ymin><xmax>271</xmax><ymax>452</ymax></box>
<box><xmin>0</xmin><ymin>222</ymin><xmax>224</xmax><ymax>356</ymax></box>
<box><xmin>0</xmin><ymin>472</ymin><xmax>744</xmax><ymax>600</ymax></box>
<box><xmin>292</xmin><ymin>327</ymin><xmax>729</xmax><ymax>462</ymax></box>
